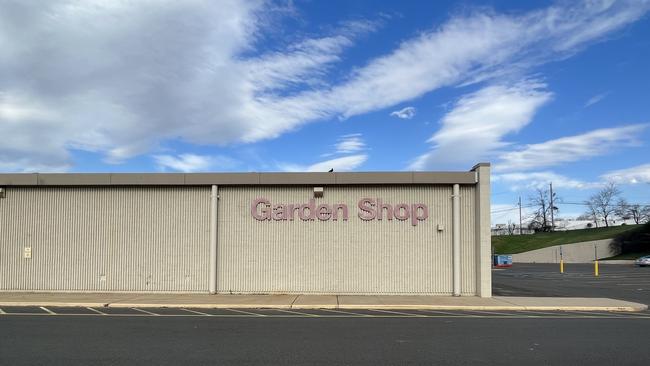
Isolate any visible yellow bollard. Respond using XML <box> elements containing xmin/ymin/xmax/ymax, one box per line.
<box><xmin>560</xmin><ymin>259</ymin><xmax>564</xmax><ymax>274</ymax></box>
<box><xmin>594</xmin><ymin>260</ymin><xmax>599</xmax><ymax>277</ymax></box>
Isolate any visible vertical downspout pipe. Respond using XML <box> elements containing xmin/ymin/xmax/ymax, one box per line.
<box><xmin>452</xmin><ymin>184</ymin><xmax>461</xmax><ymax>296</ymax></box>
<box><xmin>209</xmin><ymin>185</ymin><xmax>219</xmax><ymax>294</ymax></box>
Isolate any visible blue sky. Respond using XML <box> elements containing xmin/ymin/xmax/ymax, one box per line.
<box><xmin>1</xmin><ymin>0</ymin><xmax>649</xmax><ymax>223</ymax></box>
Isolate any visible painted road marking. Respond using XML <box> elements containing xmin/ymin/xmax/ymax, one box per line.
<box><xmin>132</xmin><ymin>308</ymin><xmax>160</xmax><ymax>316</ymax></box>
<box><xmin>181</xmin><ymin>308</ymin><xmax>213</xmax><ymax>316</ymax></box>
<box><xmin>1</xmin><ymin>310</ymin><xmax>650</xmax><ymax>319</ymax></box>
<box><xmin>39</xmin><ymin>307</ymin><xmax>55</xmax><ymax>315</ymax></box>
<box><xmin>274</xmin><ymin>309</ymin><xmax>320</xmax><ymax>317</ymax></box>
<box><xmin>561</xmin><ymin>310</ymin><xmax>630</xmax><ymax>317</ymax></box>
<box><xmin>417</xmin><ymin>310</ymin><xmax>479</xmax><ymax>317</ymax></box>
<box><xmin>368</xmin><ymin>309</ymin><xmax>424</xmax><ymax>317</ymax></box>
<box><xmin>97</xmin><ymin>308</ymin><xmax>146</xmax><ymax>315</ymax></box>
<box><xmin>187</xmin><ymin>308</ymin><xmax>251</xmax><ymax>316</ymax></box>
<box><xmin>226</xmin><ymin>308</ymin><xmax>267</xmax><ymax>316</ymax></box>
<box><xmin>86</xmin><ymin>307</ymin><xmax>106</xmax><ymax>315</ymax></box>
<box><xmin>462</xmin><ymin>310</ymin><xmax>522</xmax><ymax>317</ymax></box>
<box><xmin>516</xmin><ymin>310</ymin><xmax>573</xmax><ymax>317</ymax></box>
<box><xmin>0</xmin><ymin>305</ymin><xmax>648</xmax><ymax>319</ymax></box>
<box><xmin>320</xmin><ymin>309</ymin><xmax>372</xmax><ymax>317</ymax></box>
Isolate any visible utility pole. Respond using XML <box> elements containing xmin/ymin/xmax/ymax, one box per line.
<box><xmin>518</xmin><ymin>196</ymin><xmax>522</xmax><ymax>235</ymax></box>
<box><xmin>549</xmin><ymin>182</ymin><xmax>555</xmax><ymax>232</ymax></box>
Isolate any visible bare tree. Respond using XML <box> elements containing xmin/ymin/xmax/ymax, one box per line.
<box><xmin>615</xmin><ymin>198</ymin><xmax>632</xmax><ymax>221</ymax></box>
<box><xmin>582</xmin><ymin>201</ymin><xmax>600</xmax><ymax>228</ymax></box>
<box><xmin>585</xmin><ymin>183</ymin><xmax>621</xmax><ymax>227</ymax></box>
<box><xmin>506</xmin><ymin>220</ymin><xmax>517</xmax><ymax>235</ymax></box>
<box><xmin>616</xmin><ymin>199</ymin><xmax>646</xmax><ymax>224</ymax></box>
<box><xmin>528</xmin><ymin>188</ymin><xmax>559</xmax><ymax>232</ymax></box>
<box><xmin>641</xmin><ymin>205</ymin><xmax>650</xmax><ymax>224</ymax></box>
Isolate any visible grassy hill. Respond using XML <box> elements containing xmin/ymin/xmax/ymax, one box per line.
<box><xmin>492</xmin><ymin>224</ymin><xmax>645</xmax><ymax>254</ymax></box>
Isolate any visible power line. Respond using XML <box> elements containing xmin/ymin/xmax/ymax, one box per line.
<box><xmin>491</xmin><ymin>196</ymin><xmax>650</xmax><ymax>214</ymax></box>
<box><xmin>491</xmin><ymin>204</ymin><xmax>536</xmax><ymax>214</ymax></box>
<box><xmin>559</xmin><ymin>201</ymin><xmax>650</xmax><ymax>207</ymax></box>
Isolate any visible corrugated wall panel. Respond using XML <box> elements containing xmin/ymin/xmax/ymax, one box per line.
<box><xmin>0</xmin><ymin>187</ymin><xmax>210</xmax><ymax>292</ymax></box>
<box><xmin>460</xmin><ymin>186</ymin><xmax>476</xmax><ymax>295</ymax></box>
<box><xmin>217</xmin><ymin>185</ymin><xmax>478</xmax><ymax>295</ymax></box>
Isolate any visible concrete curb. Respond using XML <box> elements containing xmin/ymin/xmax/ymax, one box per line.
<box><xmin>599</xmin><ymin>260</ymin><xmax>636</xmax><ymax>264</ymax></box>
<box><xmin>1</xmin><ymin>301</ymin><xmax>646</xmax><ymax>312</ymax></box>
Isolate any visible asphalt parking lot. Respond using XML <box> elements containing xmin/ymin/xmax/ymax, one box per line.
<box><xmin>1</xmin><ymin>263</ymin><xmax>648</xmax><ymax>319</ymax></box>
<box><xmin>2</xmin><ymin>264</ymin><xmax>650</xmax><ymax>365</ymax></box>
<box><xmin>2</xmin><ymin>312</ymin><xmax>650</xmax><ymax>366</ymax></box>
<box><xmin>493</xmin><ymin>263</ymin><xmax>650</xmax><ymax>304</ymax></box>
<box><xmin>1</xmin><ymin>305</ymin><xmax>650</xmax><ymax>319</ymax></box>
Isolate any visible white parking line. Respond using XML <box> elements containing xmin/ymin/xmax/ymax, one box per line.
<box><xmin>86</xmin><ymin>307</ymin><xmax>106</xmax><ymax>315</ymax></box>
<box><xmin>516</xmin><ymin>310</ymin><xmax>571</xmax><ymax>317</ymax></box>
<box><xmin>464</xmin><ymin>310</ymin><xmax>520</xmax><ymax>316</ymax></box>
<box><xmin>274</xmin><ymin>309</ymin><xmax>319</xmax><ymax>317</ymax></box>
<box><xmin>132</xmin><ymin>308</ymin><xmax>160</xmax><ymax>316</ymax></box>
<box><xmin>226</xmin><ymin>308</ymin><xmax>266</xmax><ymax>316</ymax></box>
<box><xmin>561</xmin><ymin>310</ymin><xmax>628</xmax><ymax>317</ymax></box>
<box><xmin>181</xmin><ymin>308</ymin><xmax>212</xmax><ymax>316</ymax></box>
<box><xmin>368</xmin><ymin>309</ymin><xmax>424</xmax><ymax>317</ymax></box>
<box><xmin>417</xmin><ymin>310</ymin><xmax>478</xmax><ymax>317</ymax></box>
<box><xmin>320</xmin><ymin>309</ymin><xmax>372</xmax><ymax>317</ymax></box>
<box><xmin>39</xmin><ymin>307</ymin><xmax>56</xmax><ymax>315</ymax></box>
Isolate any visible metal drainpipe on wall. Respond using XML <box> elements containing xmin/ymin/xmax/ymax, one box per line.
<box><xmin>209</xmin><ymin>185</ymin><xmax>219</xmax><ymax>294</ymax></box>
<box><xmin>452</xmin><ymin>184</ymin><xmax>461</xmax><ymax>296</ymax></box>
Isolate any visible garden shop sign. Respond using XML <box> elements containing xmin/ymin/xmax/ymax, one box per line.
<box><xmin>251</xmin><ymin>198</ymin><xmax>429</xmax><ymax>226</ymax></box>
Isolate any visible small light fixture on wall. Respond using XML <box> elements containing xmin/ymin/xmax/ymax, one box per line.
<box><xmin>0</xmin><ymin>187</ymin><xmax>5</xmax><ymax>199</ymax></box>
<box><xmin>313</xmin><ymin>186</ymin><xmax>324</xmax><ymax>198</ymax></box>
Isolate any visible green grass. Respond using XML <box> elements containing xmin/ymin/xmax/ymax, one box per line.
<box><xmin>492</xmin><ymin>224</ymin><xmax>642</xmax><ymax>254</ymax></box>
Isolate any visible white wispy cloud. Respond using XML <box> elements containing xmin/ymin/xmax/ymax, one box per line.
<box><xmin>153</xmin><ymin>154</ymin><xmax>238</xmax><ymax>173</ymax></box>
<box><xmin>493</xmin><ymin>171</ymin><xmax>601</xmax><ymax>191</ymax></box>
<box><xmin>334</xmin><ymin>134</ymin><xmax>366</xmax><ymax>154</ymax></box>
<box><xmin>390</xmin><ymin>106</ymin><xmax>416</xmax><ymax>119</ymax></box>
<box><xmin>585</xmin><ymin>92</ymin><xmax>609</xmax><ymax>107</ymax></box>
<box><xmin>285</xmin><ymin>134</ymin><xmax>368</xmax><ymax>171</ymax></box>
<box><xmin>1</xmin><ymin>1</ymin><xmax>648</xmax><ymax>171</ymax></box>
<box><xmin>601</xmin><ymin>163</ymin><xmax>650</xmax><ymax>184</ymax></box>
<box><xmin>410</xmin><ymin>80</ymin><xmax>552</xmax><ymax>170</ymax></box>
<box><xmin>495</xmin><ymin>124</ymin><xmax>647</xmax><ymax>172</ymax></box>
<box><xmin>279</xmin><ymin>154</ymin><xmax>368</xmax><ymax>172</ymax></box>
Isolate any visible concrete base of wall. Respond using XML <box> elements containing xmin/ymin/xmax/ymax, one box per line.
<box><xmin>512</xmin><ymin>239</ymin><xmax>619</xmax><ymax>263</ymax></box>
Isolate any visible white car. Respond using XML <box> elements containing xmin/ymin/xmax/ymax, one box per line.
<box><xmin>635</xmin><ymin>255</ymin><xmax>650</xmax><ymax>267</ymax></box>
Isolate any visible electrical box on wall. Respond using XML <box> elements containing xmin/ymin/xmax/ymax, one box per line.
<box><xmin>24</xmin><ymin>247</ymin><xmax>32</xmax><ymax>259</ymax></box>
<box><xmin>313</xmin><ymin>186</ymin><xmax>324</xmax><ymax>198</ymax></box>
<box><xmin>0</xmin><ymin>187</ymin><xmax>5</xmax><ymax>198</ymax></box>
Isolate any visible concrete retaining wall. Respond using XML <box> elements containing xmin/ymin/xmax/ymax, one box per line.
<box><xmin>512</xmin><ymin>239</ymin><xmax>619</xmax><ymax>263</ymax></box>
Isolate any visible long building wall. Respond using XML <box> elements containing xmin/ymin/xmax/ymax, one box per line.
<box><xmin>0</xmin><ymin>166</ymin><xmax>490</xmax><ymax>296</ymax></box>
<box><xmin>0</xmin><ymin>187</ymin><xmax>211</xmax><ymax>292</ymax></box>
<box><xmin>216</xmin><ymin>185</ymin><xmax>476</xmax><ymax>295</ymax></box>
